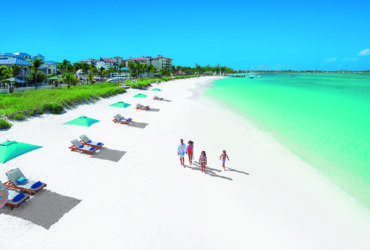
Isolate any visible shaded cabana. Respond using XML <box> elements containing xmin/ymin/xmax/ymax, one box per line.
<box><xmin>133</xmin><ymin>93</ymin><xmax>147</xmax><ymax>98</ymax></box>
<box><xmin>109</xmin><ymin>101</ymin><xmax>131</xmax><ymax>108</ymax></box>
<box><xmin>64</xmin><ymin>116</ymin><xmax>100</xmax><ymax>127</ymax></box>
<box><xmin>0</xmin><ymin>141</ymin><xmax>42</xmax><ymax>164</ymax></box>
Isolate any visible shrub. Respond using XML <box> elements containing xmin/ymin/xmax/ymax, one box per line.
<box><xmin>0</xmin><ymin>119</ymin><xmax>12</xmax><ymax>129</ymax></box>
<box><xmin>43</xmin><ymin>103</ymin><xmax>64</xmax><ymax>114</ymax></box>
<box><xmin>13</xmin><ymin>112</ymin><xmax>26</xmax><ymax>120</ymax></box>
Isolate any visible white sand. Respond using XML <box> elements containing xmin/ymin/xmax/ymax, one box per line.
<box><xmin>0</xmin><ymin>77</ymin><xmax>369</xmax><ymax>250</ymax></box>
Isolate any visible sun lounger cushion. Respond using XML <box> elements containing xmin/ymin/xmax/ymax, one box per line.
<box><xmin>7</xmin><ymin>168</ymin><xmax>25</xmax><ymax>184</ymax></box>
<box><xmin>79</xmin><ymin>145</ymin><xmax>84</xmax><ymax>148</ymax></box>
<box><xmin>12</xmin><ymin>192</ymin><xmax>25</xmax><ymax>202</ymax></box>
<box><xmin>71</xmin><ymin>139</ymin><xmax>83</xmax><ymax>148</ymax></box>
<box><xmin>90</xmin><ymin>147</ymin><xmax>96</xmax><ymax>151</ymax></box>
<box><xmin>31</xmin><ymin>181</ymin><xmax>42</xmax><ymax>189</ymax></box>
<box><xmin>16</xmin><ymin>177</ymin><xmax>28</xmax><ymax>185</ymax></box>
<box><xmin>7</xmin><ymin>189</ymin><xmax>29</xmax><ymax>206</ymax></box>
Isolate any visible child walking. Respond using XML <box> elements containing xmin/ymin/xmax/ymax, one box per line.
<box><xmin>199</xmin><ymin>151</ymin><xmax>207</xmax><ymax>173</ymax></box>
<box><xmin>187</xmin><ymin>140</ymin><xmax>194</xmax><ymax>165</ymax></box>
<box><xmin>219</xmin><ymin>150</ymin><xmax>230</xmax><ymax>170</ymax></box>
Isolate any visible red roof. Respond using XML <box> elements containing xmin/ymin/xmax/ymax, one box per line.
<box><xmin>152</xmin><ymin>56</ymin><xmax>172</xmax><ymax>60</ymax></box>
<box><xmin>113</xmin><ymin>56</ymin><xmax>122</xmax><ymax>59</ymax></box>
<box><xmin>127</xmin><ymin>57</ymin><xmax>148</xmax><ymax>61</ymax></box>
<box><xmin>103</xmin><ymin>58</ymin><xmax>114</xmax><ymax>62</ymax></box>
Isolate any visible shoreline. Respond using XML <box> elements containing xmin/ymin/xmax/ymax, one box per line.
<box><xmin>0</xmin><ymin>76</ymin><xmax>369</xmax><ymax>250</ymax></box>
<box><xmin>202</xmin><ymin>79</ymin><xmax>370</xmax><ymax>211</ymax></box>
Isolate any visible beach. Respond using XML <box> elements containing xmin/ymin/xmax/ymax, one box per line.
<box><xmin>0</xmin><ymin>76</ymin><xmax>369</xmax><ymax>250</ymax></box>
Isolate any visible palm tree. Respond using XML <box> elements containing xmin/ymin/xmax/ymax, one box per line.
<box><xmin>148</xmin><ymin>64</ymin><xmax>156</xmax><ymax>74</ymax></box>
<box><xmin>62</xmin><ymin>59</ymin><xmax>71</xmax><ymax>73</ymax></box>
<box><xmin>128</xmin><ymin>62</ymin><xmax>136</xmax><ymax>79</ymax></box>
<box><xmin>82</xmin><ymin>63</ymin><xmax>90</xmax><ymax>74</ymax></box>
<box><xmin>23</xmin><ymin>67</ymin><xmax>28</xmax><ymax>86</ymax></box>
<box><xmin>91</xmin><ymin>65</ymin><xmax>99</xmax><ymax>76</ymax></box>
<box><xmin>73</xmin><ymin>62</ymin><xmax>82</xmax><ymax>73</ymax></box>
<box><xmin>108</xmin><ymin>67</ymin><xmax>115</xmax><ymax>78</ymax></box>
<box><xmin>31</xmin><ymin>58</ymin><xmax>44</xmax><ymax>89</ymax></box>
<box><xmin>63</xmin><ymin>73</ymin><xmax>76</xmax><ymax>88</ymax></box>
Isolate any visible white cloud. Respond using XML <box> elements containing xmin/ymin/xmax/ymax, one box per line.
<box><xmin>341</xmin><ymin>57</ymin><xmax>358</xmax><ymax>62</ymax></box>
<box><xmin>359</xmin><ymin>48</ymin><xmax>370</xmax><ymax>56</ymax></box>
<box><xmin>323</xmin><ymin>57</ymin><xmax>337</xmax><ymax>62</ymax></box>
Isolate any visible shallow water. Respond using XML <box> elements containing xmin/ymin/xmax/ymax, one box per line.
<box><xmin>206</xmin><ymin>73</ymin><xmax>370</xmax><ymax>208</ymax></box>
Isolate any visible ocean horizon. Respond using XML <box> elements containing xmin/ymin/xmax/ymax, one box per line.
<box><xmin>206</xmin><ymin>73</ymin><xmax>370</xmax><ymax>208</ymax></box>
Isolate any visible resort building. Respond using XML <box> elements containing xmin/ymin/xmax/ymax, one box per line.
<box><xmin>151</xmin><ymin>55</ymin><xmax>173</xmax><ymax>71</ymax></box>
<box><xmin>0</xmin><ymin>57</ymin><xmax>31</xmax><ymax>80</ymax></box>
<box><xmin>32</xmin><ymin>53</ymin><xmax>45</xmax><ymax>61</ymax></box>
<box><xmin>95</xmin><ymin>57</ymin><xmax>115</xmax><ymax>70</ymax></box>
<box><xmin>80</xmin><ymin>58</ymin><xmax>97</xmax><ymax>65</ymax></box>
<box><xmin>41</xmin><ymin>61</ymin><xmax>57</xmax><ymax>75</ymax></box>
<box><xmin>126</xmin><ymin>56</ymin><xmax>150</xmax><ymax>66</ymax></box>
<box><xmin>13</xmin><ymin>52</ymin><xmax>32</xmax><ymax>61</ymax></box>
<box><xmin>0</xmin><ymin>53</ymin><xmax>16</xmax><ymax>59</ymax></box>
<box><xmin>0</xmin><ymin>57</ymin><xmax>31</xmax><ymax>68</ymax></box>
<box><xmin>112</xmin><ymin>56</ymin><xmax>123</xmax><ymax>65</ymax></box>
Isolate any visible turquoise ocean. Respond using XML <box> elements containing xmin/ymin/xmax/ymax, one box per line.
<box><xmin>206</xmin><ymin>73</ymin><xmax>370</xmax><ymax>208</ymax></box>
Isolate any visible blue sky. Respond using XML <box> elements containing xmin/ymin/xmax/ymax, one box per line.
<box><xmin>1</xmin><ymin>0</ymin><xmax>369</xmax><ymax>70</ymax></box>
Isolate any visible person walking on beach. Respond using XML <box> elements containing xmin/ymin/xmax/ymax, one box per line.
<box><xmin>177</xmin><ymin>139</ymin><xmax>187</xmax><ymax>167</ymax></box>
<box><xmin>219</xmin><ymin>150</ymin><xmax>230</xmax><ymax>170</ymax></box>
<box><xmin>199</xmin><ymin>151</ymin><xmax>207</xmax><ymax>173</ymax></box>
<box><xmin>187</xmin><ymin>140</ymin><xmax>194</xmax><ymax>165</ymax></box>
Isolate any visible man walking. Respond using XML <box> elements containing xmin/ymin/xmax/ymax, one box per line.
<box><xmin>177</xmin><ymin>139</ymin><xmax>187</xmax><ymax>167</ymax></box>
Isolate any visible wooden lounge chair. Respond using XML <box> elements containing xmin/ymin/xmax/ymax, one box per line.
<box><xmin>136</xmin><ymin>104</ymin><xmax>150</xmax><ymax>110</ymax></box>
<box><xmin>4</xmin><ymin>168</ymin><xmax>47</xmax><ymax>195</ymax></box>
<box><xmin>69</xmin><ymin>139</ymin><xmax>97</xmax><ymax>154</ymax></box>
<box><xmin>0</xmin><ymin>180</ymin><xmax>30</xmax><ymax>209</ymax></box>
<box><xmin>80</xmin><ymin>135</ymin><xmax>104</xmax><ymax>148</ymax></box>
<box><xmin>113</xmin><ymin>114</ymin><xmax>132</xmax><ymax>124</ymax></box>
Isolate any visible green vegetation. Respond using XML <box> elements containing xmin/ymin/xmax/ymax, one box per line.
<box><xmin>0</xmin><ymin>83</ymin><xmax>125</xmax><ymax>119</ymax></box>
<box><xmin>126</xmin><ymin>75</ymin><xmax>198</xmax><ymax>89</ymax></box>
<box><xmin>175</xmin><ymin>64</ymin><xmax>235</xmax><ymax>74</ymax></box>
<box><xmin>0</xmin><ymin>119</ymin><xmax>12</xmax><ymax>129</ymax></box>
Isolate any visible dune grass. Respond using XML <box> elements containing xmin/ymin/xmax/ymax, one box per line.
<box><xmin>127</xmin><ymin>75</ymin><xmax>199</xmax><ymax>89</ymax></box>
<box><xmin>0</xmin><ymin>82</ymin><xmax>125</xmax><ymax>119</ymax></box>
<box><xmin>0</xmin><ymin>119</ymin><xmax>12</xmax><ymax>129</ymax></box>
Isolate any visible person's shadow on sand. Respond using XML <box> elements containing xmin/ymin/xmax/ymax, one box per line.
<box><xmin>185</xmin><ymin>162</ymin><xmax>233</xmax><ymax>181</ymax></box>
<box><xmin>226</xmin><ymin>167</ymin><xmax>250</xmax><ymax>175</ymax></box>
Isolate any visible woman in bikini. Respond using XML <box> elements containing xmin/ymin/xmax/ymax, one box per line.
<box><xmin>219</xmin><ymin>150</ymin><xmax>230</xmax><ymax>170</ymax></box>
<box><xmin>199</xmin><ymin>151</ymin><xmax>207</xmax><ymax>173</ymax></box>
<box><xmin>187</xmin><ymin>140</ymin><xmax>194</xmax><ymax>165</ymax></box>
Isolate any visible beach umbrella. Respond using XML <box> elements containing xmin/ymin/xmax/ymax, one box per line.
<box><xmin>109</xmin><ymin>101</ymin><xmax>131</xmax><ymax>108</ymax></box>
<box><xmin>133</xmin><ymin>93</ymin><xmax>147</xmax><ymax>98</ymax></box>
<box><xmin>64</xmin><ymin>116</ymin><xmax>99</xmax><ymax>127</ymax></box>
<box><xmin>152</xmin><ymin>88</ymin><xmax>162</xmax><ymax>91</ymax></box>
<box><xmin>0</xmin><ymin>141</ymin><xmax>42</xmax><ymax>164</ymax></box>
<box><xmin>47</xmin><ymin>76</ymin><xmax>60</xmax><ymax>80</ymax></box>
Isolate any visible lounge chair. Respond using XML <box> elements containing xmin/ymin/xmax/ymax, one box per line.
<box><xmin>0</xmin><ymin>180</ymin><xmax>30</xmax><ymax>209</ymax></box>
<box><xmin>80</xmin><ymin>135</ymin><xmax>104</xmax><ymax>148</ymax></box>
<box><xmin>69</xmin><ymin>139</ymin><xmax>97</xmax><ymax>154</ymax></box>
<box><xmin>4</xmin><ymin>168</ymin><xmax>47</xmax><ymax>195</ymax></box>
<box><xmin>136</xmin><ymin>104</ymin><xmax>150</xmax><ymax>110</ymax></box>
<box><xmin>113</xmin><ymin>114</ymin><xmax>132</xmax><ymax>124</ymax></box>
<box><xmin>153</xmin><ymin>96</ymin><xmax>164</xmax><ymax>101</ymax></box>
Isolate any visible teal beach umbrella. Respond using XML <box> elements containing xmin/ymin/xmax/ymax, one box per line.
<box><xmin>0</xmin><ymin>141</ymin><xmax>42</xmax><ymax>164</ymax></box>
<box><xmin>64</xmin><ymin>116</ymin><xmax>99</xmax><ymax>127</ymax></box>
<box><xmin>133</xmin><ymin>93</ymin><xmax>147</xmax><ymax>98</ymax></box>
<box><xmin>109</xmin><ymin>101</ymin><xmax>131</xmax><ymax>108</ymax></box>
<box><xmin>152</xmin><ymin>88</ymin><xmax>162</xmax><ymax>91</ymax></box>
